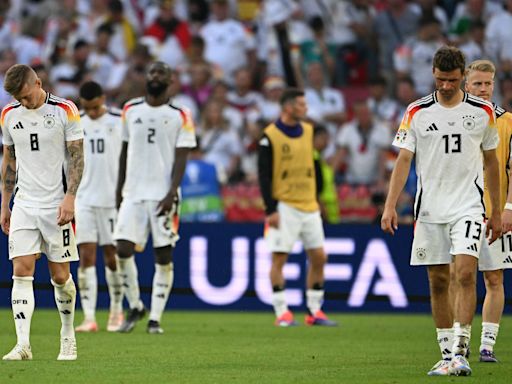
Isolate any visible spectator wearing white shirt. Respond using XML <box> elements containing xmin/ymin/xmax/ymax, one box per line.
<box><xmin>199</xmin><ymin>99</ymin><xmax>243</xmax><ymax>184</ymax></box>
<box><xmin>367</xmin><ymin>76</ymin><xmax>399</xmax><ymax>124</ymax></box>
<box><xmin>304</xmin><ymin>61</ymin><xmax>346</xmax><ymax>159</ymax></box>
<box><xmin>200</xmin><ymin>0</ymin><xmax>256</xmax><ymax>84</ymax></box>
<box><xmin>393</xmin><ymin>15</ymin><xmax>445</xmax><ymax>96</ymax></box>
<box><xmin>333</xmin><ymin>100</ymin><xmax>391</xmax><ymax>188</ymax></box>
<box><xmin>227</xmin><ymin>67</ymin><xmax>264</xmax><ymax>120</ymax></box>
<box><xmin>485</xmin><ymin>0</ymin><xmax>512</xmax><ymax>76</ymax></box>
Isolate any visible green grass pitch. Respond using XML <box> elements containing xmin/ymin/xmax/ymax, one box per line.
<box><xmin>1</xmin><ymin>310</ymin><xmax>511</xmax><ymax>383</ymax></box>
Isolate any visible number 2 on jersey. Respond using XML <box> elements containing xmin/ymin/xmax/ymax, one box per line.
<box><xmin>148</xmin><ymin>128</ymin><xmax>155</xmax><ymax>143</ymax></box>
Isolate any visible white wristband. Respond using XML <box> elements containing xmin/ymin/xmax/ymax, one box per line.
<box><xmin>505</xmin><ymin>202</ymin><xmax>512</xmax><ymax>211</ymax></box>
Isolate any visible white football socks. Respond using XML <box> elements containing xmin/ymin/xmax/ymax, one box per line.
<box><xmin>272</xmin><ymin>290</ymin><xmax>288</xmax><ymax>318</ymax></box>
<box><xmin>306</xmin><ymin>289</ymin><xmax>324</xmax><ymax>315</ymax></box>
<box><xmin>11</xmin><ymin>276</ymin><xmax>35</xmax><ymax>347</ymax></box>
<box><xmin>436</xmin><ymin>327</ymin><xmax>454</xmax><ymax>360</ymax></box>
<box><xmin>117</xmin><ymin>255</ymin><xmax>143</xmax><ymax>311</ymax></box>
<box><xmin>78</xmin><ymin>266</ymin><xmax>97</xmax><ymax>322</ymax></box>
<box><xmin>453</xmin><ymin>322</ymin><xmax>471</xmax><ymax>357</ymax></box>
<box><xmin>105</xmin><ymin>266</ymin><xmax>124</xmax><ymax>314</ymax></box>
<box><xmin>480</xmin><ymin>322</ymin><xmax>499</xmax><ymax>352</ymax></box>
<box><xmin>149</xmin><ymin>263</ymin><xmax>174</xmax><ymax>323</ymax></box>
<box><xmin>52</xmin><ymin>275</ymin><xmax>77</xmax><ymax>339</ymax></box>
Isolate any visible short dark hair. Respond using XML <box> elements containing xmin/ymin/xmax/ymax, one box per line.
<box><xmin>433</xmin><ymin>46</ymin><xmax>465</xmax><ymax>74</ymax></box>
<box><xmin>3</xmin><ymin>64</ymin><xmax>36</xmax><ymax>96</ymax></box>
<box><xmin>280</xmin><ymin>88</ymin><xmax>304</xmax><ymax>106</ymax></box>
<box><xmin>313</xmin><ymin>124</ymin><xmax>328</xmax><ymax>136</ymax></box>
<box><xmin>79</xmin><ymin>81</ymin><xmax>104</xmax><ymax>100</ymax></box>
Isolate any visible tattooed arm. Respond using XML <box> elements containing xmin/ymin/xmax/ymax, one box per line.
<box><xmin>1</xmin><ymin>145</ymin><xmax>16</xmax><ymax>234</ymax></box>
<box><xmin>57</xmin><ymin>139</ymin><xmax>84</xmax><ymax>226</ymax></box>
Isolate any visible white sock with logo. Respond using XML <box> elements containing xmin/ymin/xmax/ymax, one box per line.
<box><xmin>436</xmin><ymin>327</ymin><xmax>454</xmax><ymax>360</ymax></box>
<box><xmin>149</xmin><ymin>263</ymin><xmax>174</xmax><ymax>323</ymax></box>
<box><xmin>11</xmin><ymin>276</ymin><xmax>35</xmax><ymax>347</ymax></box>
<box><xmin>480</xmin><ymin>322</ymin><xmax>499</xmax><ymax>352</ymax></box>
<box><xmin>52</xmin><ymin>276</ymin><xmax>76</xmax><ymax>339</ymax></box>
<box><xmin>452</xmin><ymin>322</ymin><xmax>471</xmax><ymax>357</ymax></box>
<box><xmin>117</xmin><ymin>255</ymin><xmax>143</xmax><ymax>310</ymax></box>
<box><xmin>78</xmin><ymin>266</ymin><xmax>97</xmax><ymax>322</ymax></box>
<box><xmin>105</xmin><ymin>266</ymin><xmax>124</xmax><ymax>314</ymax></box>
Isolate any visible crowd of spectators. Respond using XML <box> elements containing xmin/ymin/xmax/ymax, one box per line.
<box><xmin>1</xmin><ymin>0</ymin><xmax>511</xmax><ymax>224</ymax></box>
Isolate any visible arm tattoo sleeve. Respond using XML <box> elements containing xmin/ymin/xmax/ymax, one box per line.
<box><xmin>66</xmin><ymin>139</ymin><xmax>84</xmax><ymax>195</ymax></box>
<box><xmin>2</xmin><ymin>145</ymin><xmax>16</xmax><ymax>193</ymax></box>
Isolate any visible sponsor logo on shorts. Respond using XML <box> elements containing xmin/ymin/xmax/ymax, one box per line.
<box><xmin>416</xmin><ymin>247</ymin><xmax>427</xmax><ymax>260</ymax></box>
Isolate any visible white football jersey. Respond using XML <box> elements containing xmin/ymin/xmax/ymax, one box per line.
<box><xmin>76</xmin><ymin>108</ymin><xmax>122</xmax><ymax>208</ymax></box>
<box><xmin>121</xmin><ymin>97</ymin><xmax>196</xmax><ymax>201</ymax></box>
<box><xmin>1</xmin><ymin>93</ymin><xmax>83</xmax><ymax>208</ymax></box>
<box><xmin>393</xmin><ymin>92</ymin><xmax>499</xmax><ymax>223</ymax></box>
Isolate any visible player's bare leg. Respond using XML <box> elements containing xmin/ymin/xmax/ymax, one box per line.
<box><xmin>104</xmin><ymin>244</ymin><xmax>124</xmax><ymax>331</ymax></box>
<box><xmin>49</xmin><ymin>261</ymin><xmax>77</xmax><ymax>361</ymax></box>
<box><xmin>480</xmin><ymin>269</ymin><xmax>503</xmax><ymax>362</ymax></box>
<box><xmin>117</xmin><ymin>240</ymin><xmax>145</xmax><ymax>332</ymax></box>
<box><xmin>76</xmin><ymin>243</ymin><xmax>98</xmax><ymax>332</ymax></box>
<box><xmin>3</xmin><ymin>255</ymin><xmax>37</xmax><ymax>361</ymax></box>
<box><xmin>426</xmin><ymin>265</ymin><xmax>453</xmax><ymax>375</ymax></box>
<box><xmin>304</xmin><ymin>248</ymin><xmax>336</xmax><ymax>326</ymax></box>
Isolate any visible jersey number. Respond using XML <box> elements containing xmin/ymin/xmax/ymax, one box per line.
<box><xmin>148</xmin><ymin>128</ymin><xmax>155</xmax><ymax>143</ymax></box>
<box><xmin>501</xmin><ymin>233</ymin><xmax>512</xmax><ymax>253</ymax></box>
<box><xmin>89</xmin><ymin>138</ymin><xmax>105</xmax><ymax>153</ymax></box>
<box><xmin>442</xmin><ymin>134</ymin><xmax>461</xmax><ymax>153</ymax></box>
<box><xmin>30</xmin><ymin>133</ymin><xmax>39</xmax><ymax>151</ymax></box>
<box><xmin>63</xmin><ymin>228</ymin><xmax>70</xmax><ymax>246</ymax></box>
<box><xmin>464</xmin><ymin>220</ymin><xmax>482</xmax><ymax>240</ymax></box>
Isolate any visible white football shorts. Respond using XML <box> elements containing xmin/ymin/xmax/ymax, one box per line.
<box><xmin>114</xmin><ymin>199</ymin><xmax>180</xmax><ymax>249</ymax></box>
<box><xmin>265</xmin><ymin>201</ymin><xmax>324</xmax><ymax>253</ymax></box>
<box><xmin>75</xmin><ymin>205</ymin><xmax>117</xmax><ymax>246</ymax></box>
<box><xmin>8</xmin><ymin>204</ymin><xmax>79</xmax><ymax>263</ymax></box>
<box><xmin>411</xmin><ymin>215</ymin><xmax>485</xmax><ymax>266</ymax></box>
<box><xmin>479</xmin><ymin>232</ymin><xmax>512</xmax><ymax>271</ymax></box>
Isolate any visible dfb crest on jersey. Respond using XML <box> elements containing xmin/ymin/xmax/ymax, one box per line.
<box><xmin>43</xmin><ymin>113</ymin><xmax>56</xmax><ymax>129</ymax></box>
<box><xmin>462</xmin><ymin>115</ymin><xmax>476</xmax><ymax>131</ymax></box>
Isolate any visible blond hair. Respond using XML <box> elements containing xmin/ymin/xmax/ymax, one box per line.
<box><xmin>3</xmin><ymin>64</ymin><xmax>37</xmax><ymax>97</ymax></box>
<box><xmin>466</xmin><ymin>59</ymin><xmax>496</xmax><ymax>78</ymax></box>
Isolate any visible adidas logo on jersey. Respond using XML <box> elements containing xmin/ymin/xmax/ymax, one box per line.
<box><xmin>134</xmin><ymin>117</ymin><xmax>143</xmax><ymax>124</ymax></box>
<box><xmin>467</xmin><ymin>243</ymin><xmax>478</xmax><ymax>252</ymax></box>
<box><xmin>503</xmin><ymin>255</ymin><xmax>512</xmax><ymax>263</ymax></box>
<box><xmin>13</xmin><ymin>121</ymin><xmax>24</xmax><ymax>130</ymax></box>
<box><xmin>426</xmin><ymin>123</ymin><xmax>438</xmax><ymax>132</ymax></box>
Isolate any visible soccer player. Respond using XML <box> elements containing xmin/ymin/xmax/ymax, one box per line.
<box><xmin>464</xmin><ymin>59</ymin><xmax>512</xmax><ymax>363</ymax></box>
<box><xmin>381</xmin><ymin>46</ymin><xmax>502</xmax><ymax>376</ymax></box>
<box><xmin>0</xmin><ymin>64</ymin><xmax>83</xmax><ymax>360</ymax></box>
<box><xmin>257</xmin><ymin>88</ymin><xmax>337</xmax><ymax>327</ymax></box>
<box><xmin>74</xmin><ymin>81</ymin><xmax>124</xmax><ymax>333</ymax></box>
<box><xmin>115</xmin><ymin>61</ymin><xmax>196</xmax><ymax>334</ymax></box>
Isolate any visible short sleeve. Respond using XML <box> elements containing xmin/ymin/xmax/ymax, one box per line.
<box><xmin>393</xmin><ymin>108</ymin><xmax>417</xmax><ymax>153</ymax></box>
<box><xmin>176</xmin><ymin>107</ymin><xmax>197</xmax><ymax>148</ymax></box>
<box><xmin>482</xmin><ymin>109</ymin><xmax>499</xmax><ymax>151</ymax></box>
<box><xmin>63</xmin><ymin>100</ymin><xmax>83</xmax><ymax>141</ymax></box>
<box><xmin>1</xmin><ymin>112</ymin><xmax>13</xmax><ymax>145</ymax></box>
